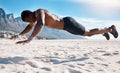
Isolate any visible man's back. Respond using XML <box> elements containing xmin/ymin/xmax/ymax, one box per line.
<box><xmin>35</xmin><ymin>9</ymin><xmax>64</xmax><ymax>29</ymax></box>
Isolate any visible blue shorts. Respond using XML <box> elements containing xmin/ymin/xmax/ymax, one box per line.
<box><xmin>63</xmin><ymin>17</ymin><xmax>85</xmax><ymax>35</ymax></box>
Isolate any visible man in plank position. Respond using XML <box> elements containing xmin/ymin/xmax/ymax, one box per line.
<box><xmin>11</xmin><ymin>9</ymin><xmax>118</xmax><ymax>44</ymax></box>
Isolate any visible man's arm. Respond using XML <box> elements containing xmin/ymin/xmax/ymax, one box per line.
<box><xmin>16</xmin><ymin>10</ymin><xmax>45</xmax><ymax>44</ymax></box>
<box><xmin>19</xmin><ymin>23</ymin><xmax>34</xmax><ymax>36</ymax></box>
<box><xmin>10</xmin><ymin>23</ymin><xmax>34</xmax><ymax>40</ymax></box>
<box><xmin>27</xmin><ymin>10</ymin><xmax>45</xmax><ymax>40</ymax></box>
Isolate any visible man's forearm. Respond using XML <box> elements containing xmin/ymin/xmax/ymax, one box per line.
<box><xmin>28</xmin><ymin>23</ymin><xmax>43</xmax><ymax>40</ymax></box>
<box><xmin>19</xmin><ymin>24</ymin><xmax>33</xmax><ymax>36</ymax></box>
<box><xmin>28</xmin><ymin>10</ymin><xmax>45</xmax><ymax>40</ymax></box>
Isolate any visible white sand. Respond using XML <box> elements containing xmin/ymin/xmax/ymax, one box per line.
<box><xmin>0</xmin><ymin>39</ymin><xmax>120</xmax><ymax>73</ymax></box>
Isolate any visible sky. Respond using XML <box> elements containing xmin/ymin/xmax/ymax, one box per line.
<box><xmin>0</xmin><ymin>0</ymin><xmax>120</xmax><ymax>39</ymax></box>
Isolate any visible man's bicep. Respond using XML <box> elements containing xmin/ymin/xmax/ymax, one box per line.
<box><xmin>28</xmin><ymin>22</ymin><xmax>44</xmax><ymax>40</ymax></box>
<box><xmin>36</xmin><ymin>10</ymin><xmax>45</xmax><ymax>25</ymax></box>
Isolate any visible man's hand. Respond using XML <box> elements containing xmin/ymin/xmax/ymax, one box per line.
<box><xmin>16</xmin><ymin>39</ymin><xmax>31</xmax><ymax>45</ymax></box>
<box><xmin>10</xmin><ymin>35</ymin><xmax>19</xmax><ymax>40</ymax></box>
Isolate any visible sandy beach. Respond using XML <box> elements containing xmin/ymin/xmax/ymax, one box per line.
<box><xmin>0</xmin><ymin>39</ymin><xmax>120</xmax><ymax>73</ymax></box>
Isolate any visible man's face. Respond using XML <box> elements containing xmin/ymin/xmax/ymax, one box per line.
<box><xmin>25</xmin><ymin>14</ymin><xmax>36</xmax><ymax>23</ymax></box>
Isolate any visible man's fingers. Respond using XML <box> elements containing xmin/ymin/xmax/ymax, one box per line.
<box><xmin>16</xmin><ymin>41</ymin><xmax>25</xmax><ymax>45</ymax></box>
<box><xmin>10</xmin><ymin>35</ymin><xmax>19</xmax><ymax>40</ymax></box>
<box><xmin>15</xmin><ymin>40</ymin><xmax>30</xmax><ymax>45</ymax></box>
<box><xmin>16</xmin><ymin>42</ymin><xmax>22</xmax><ymax>44</ymax></box>
<box><xmin>16</xmin><ymin>41</ymin><xmax>21</xmax><ymax>44</ymax></box>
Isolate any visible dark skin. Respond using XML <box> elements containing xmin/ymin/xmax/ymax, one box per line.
<box><xmin>10</xmin><ymin>9</ymin><xmax>118</xmax><ymax>44</ymax></box>
<box><xmin>10</xmin><ymin>9</ymin><xmax>64</xmax><ymax>44</ymax></box>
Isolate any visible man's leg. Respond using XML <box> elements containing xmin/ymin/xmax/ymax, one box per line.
<box><xmin>83</xmin><ymin>25</ymin><xmax>118</xmax><ymax>38</ymax></box>
<box><xmin>63</xmin><ymin>17</ymin><xmax>118</xmax><ymax>40</ymax></box>
<box><xmin>83</xmin><ymin>28</ymin><xmax>110</xmax><ymax>36</ymax></box>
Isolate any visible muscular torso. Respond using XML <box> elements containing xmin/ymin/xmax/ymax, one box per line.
<box><xmin>35</xmin><ymin>9</ymin><xmax>64</xmax><ymax>29</ymax></box>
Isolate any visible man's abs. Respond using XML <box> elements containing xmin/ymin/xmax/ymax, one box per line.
<box><xmin>44</xmin><ymin>11</ymin><xmax>64</xmax><ymax>29</ymax></box>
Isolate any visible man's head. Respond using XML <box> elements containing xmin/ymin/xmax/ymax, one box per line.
<box><xmin>21</xmin><ymin>10</ymin><xmax>36</xmax><ymax>23</ymax></box>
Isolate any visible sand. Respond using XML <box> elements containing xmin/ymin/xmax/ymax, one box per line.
<box><xmin>0</xmin><ymin>39</ymin><xmax>120</xmax><ymax>73</ymax></box>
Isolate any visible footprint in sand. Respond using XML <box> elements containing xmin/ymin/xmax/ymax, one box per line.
<box><xmin>102</xmin><ymin>53</ymin><xmax>112</xmax><ymax>56</ymax></box>
<box><xmin>85</xmin><ymin>70</ymin><xmax>91</xmax><ymax>72</ymax></box>
<box><xmin>66</xmin><ymin>64</ymin><xmax>75</xmax><ymax>68</ymax></box>
<box><xmin>69</xmin><ymin>69</ymin><xmax>82</xmax><ymax>73</ymax></box>
<box><xmin>116</xmin><ymin>61</ymin><xmax>120</xmax><ymax>64</ymax></box>
<box><xmin>87</xmin><ymin>62</ymin><xmax>94</xmax><ymax>64</ymax></box>
<box><xmin>102</xmin><ymin>51</ymin><xmax>119</xmax><ymax>56</ymax></box>
<box><xmin>101</xmin><ymin>64</ymin><xmax>108</xmax><ymax>67</ymax></box>
<box><xmin>77</xmin><ymin>63</ymin><xmax>85</xmax><ymax>66</ymax></box>
<box><xmin>40</xmin><ymin>67</ymin><xmax>51</xmax><ymax>71</ymax></box>
<box><xmin>94</xmin><ymin>57</ymin><xmax>103</xmax><ymax>61</ymax></box>
<box><xmin>98</xmin><ymin>69</ymin><xmax>104</xmax><ymax>72</ymax></box>
<box><xmin>97</xmin><ymin>50</ymin><xmax>106</xmax><ymax>53</ymax></box>
<box><xmin>25</xmin><ymin>61</ymin><xmax>38</xmax><ymax>68</ymax></box>
<box><xmin>112</xmin><ymin>51</ymin><xmax>119</xmax><ymax>55</ymax></box>
<box><xmin>17</xmin><ymin>71</ymin><xmax>25</xmax><ymax>73</ymax></box>
<box><xmin>0</xmin><ymin>65</ymin><xmax>6</xmax><ymax>69</ymax></box>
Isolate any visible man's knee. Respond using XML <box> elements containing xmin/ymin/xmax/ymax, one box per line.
<box><xmin>83</xmin><ymin>31</ymin><xmax>93</xmax><ymax>36</ymax></box>
<box><xmin>90</xmin><ymin>28</ymin><xmax>99</xmax><ymax>32</ymax></box>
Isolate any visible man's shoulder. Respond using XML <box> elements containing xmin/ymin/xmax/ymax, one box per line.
<box><xmin>34</xmin><ymin>9</ymin><xmax>48</xmax><ymax>16</ymax></box>
<box><xmin>36</xmin><ymin>9</ymin><xmax>48</xmax><ymax>12</ymax></box>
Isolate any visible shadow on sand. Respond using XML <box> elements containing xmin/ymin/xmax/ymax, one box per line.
<box><xmin>34</xmin><ymin>56</ymin><xmax>89</xmax><ymax>64</ymax></box>
<box><xmin>50</xmin><ymin>57</ymin><xmax>89</xmax><ymax>64</ymax></box>
<box><xmin>0</xmin><ymin>56</ymin><xmax>27</xmax><ymax>64</ymax></box>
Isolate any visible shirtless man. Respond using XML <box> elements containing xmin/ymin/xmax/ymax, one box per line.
<box><xmin>10</xmin><ymin>9</ymin><xmax>118</xmax><ymax>44</ymax></box>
